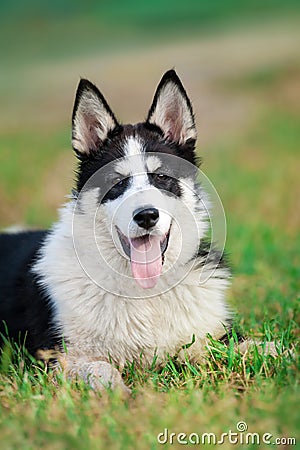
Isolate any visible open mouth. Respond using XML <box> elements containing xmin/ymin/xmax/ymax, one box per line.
<box><xmin>116</xmin><ymin>227</ymin><xmax>170</xmax><ymax>289</ymax></box>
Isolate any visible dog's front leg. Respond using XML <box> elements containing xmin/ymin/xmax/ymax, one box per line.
<box><xmin>66</xmin><ymin>359</ymin><xmax>130</xmax><ymax>394</ymax></box>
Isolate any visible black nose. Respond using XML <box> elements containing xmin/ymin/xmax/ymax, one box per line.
<box><xmin>133</xmin><ymin>207</ymin><xmax>159</xmax><ymax>230</ymax></box>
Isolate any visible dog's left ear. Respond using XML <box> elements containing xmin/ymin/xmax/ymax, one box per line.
<box><xmin>72</xmin><ymin>79</ymin><xmax>119</xmax><ymax>156</ymax></box>
<box><xmin>146</xmin><ymin>70</ymin><xmax>197</xmax><ymax>144</ymax></box>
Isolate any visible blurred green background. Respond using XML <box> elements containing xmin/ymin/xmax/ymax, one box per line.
<box><xmin>0</xmin><ymin>2</ymin><xmax>299</xmax><ymax>447</ymax></box>
<box><xmin>0</xmin><ymin>0</ymin><xmax>300</xmax><ymax>230</ymax></box>
<box><xmin>0</xmin><ymin>0</ymin><xmax>299</xmax><ymax>230</ymax></box>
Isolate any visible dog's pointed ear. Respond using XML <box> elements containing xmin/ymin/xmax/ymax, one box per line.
<box><xmin>72</xmin><ymin>79</ymin><xmax>119</xmax><ymax>156</ymax></box>
<box><xmin>146</xmin><ymin>70</ymin><xmax>196</xmax><ymax>144</ymax></box>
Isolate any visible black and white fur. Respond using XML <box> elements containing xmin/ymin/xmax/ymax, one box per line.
<box><xmin>0</xmin><ymin>70</ymin><xmax>236</xmax><ymax>391</ymax></box>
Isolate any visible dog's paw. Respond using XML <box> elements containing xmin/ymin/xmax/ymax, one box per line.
<box><xmin>68</xmin><ymin>360</ymin><xmax>131</xmax><ymax>395</ymax></box>
<box><xmin>237</xmin><ymin>339</ymin><xmax>279</xmax><ymax>357</ymax></box>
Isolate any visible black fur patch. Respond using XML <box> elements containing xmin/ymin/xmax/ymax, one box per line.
<box><xmin>101</xmin><ymin>176</ymin><xmax>131</xmax><ymax>202</ymax></box>
<box><xmin>148</xmin><ymin>173</ymin><xmax>182</xmax><ymax>197</ymax></box>
<box><xmin>195</xmin><ymin>240</ymin><xmax>230</xmax><ymax>273</ymax></box>
<box><xmin>0</xmin><ymin>231</ymin><xmax>61</xmax><ymax>355</ymax></box>
<box><xmin>219</xmin><ymin>327</ymin><xmax>245</xmax><ymax>346</ymax></box>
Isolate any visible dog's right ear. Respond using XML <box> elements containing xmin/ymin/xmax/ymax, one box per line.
<box><xmin>72</xmin><ymin>79</ymin><xmax>119</xmax><ymax>156</ymax></box>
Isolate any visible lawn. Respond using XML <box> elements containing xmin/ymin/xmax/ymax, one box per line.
<box><xmin>0</xmin><ymin>5</ymin><xmax>299</xmax><ymax>450</ymax></box>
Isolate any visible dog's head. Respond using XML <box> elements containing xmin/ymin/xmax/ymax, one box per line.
<box><xmin>71</xmin><ymin>70</ymin><xmax>208</xmax><ymax>290</ymax></box>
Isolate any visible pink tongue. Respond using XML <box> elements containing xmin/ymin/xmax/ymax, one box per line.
<box><xmin>130</xmin><ymin>235</ymin><xmax>162</xmax><ymax>289</ymax></box>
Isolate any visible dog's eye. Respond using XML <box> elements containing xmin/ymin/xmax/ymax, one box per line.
<box><xmin>113</xmin><ymin>177</ymin><xmax>125</xmax><ymax>186</ymax></box>
<box><xmin>152</xmin><ymin>173</ymin><xmax>169</xmax><ymax>181</ymax></box>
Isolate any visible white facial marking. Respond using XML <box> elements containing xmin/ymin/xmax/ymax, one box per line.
<box><xmin>146</xmin><ymin>155</ymin><xmax>162</xmax><ymax>172</ymax></box>
<box><xmin>124</xmin><ymin>136</ymin><xmax>143</xmax><ymax>157</ymax></box>
<box><xmin>114</xmin><ymin>136</ymin><xmax>144</xmax><ymax>177</ymax></box>
<box><xmin>103</xmin><ymin>138</ymin><xmax>173</xmax><ymax>243</ymax></box>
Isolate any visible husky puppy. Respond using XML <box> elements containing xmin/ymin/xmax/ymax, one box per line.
<box><xmin>0</xmin><ymin>70</ymin><xmax>236</xmax><ymax>391</ymax></box>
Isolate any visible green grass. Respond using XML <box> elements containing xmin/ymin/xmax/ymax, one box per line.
<box><xmin>0</xmin><ymin>332</ymin><xmax>298</xmax><ymax>448</ymax></box>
